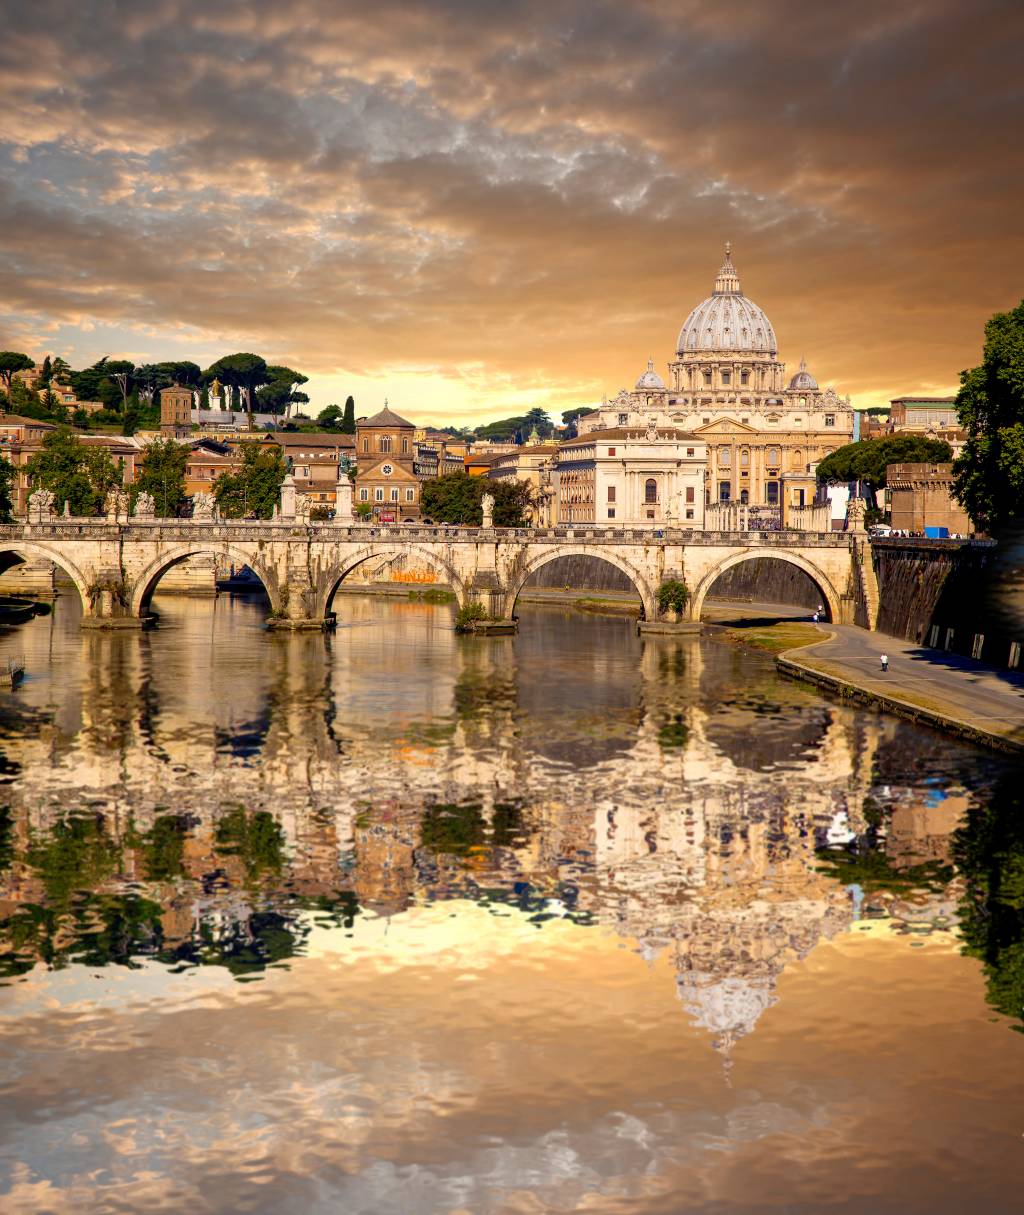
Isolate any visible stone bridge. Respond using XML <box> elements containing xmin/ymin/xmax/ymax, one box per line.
<box><xmin>0</xmin><ymin>520</ymin><xmax>875</xmax><ymax>631</ymax></box>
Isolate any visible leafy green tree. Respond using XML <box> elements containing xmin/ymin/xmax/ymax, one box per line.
<box><xmin>561</xmin><ymin>405</ymin><xmax>598</xmax><ymax>439</ymax></box>
<box><xmin>205</xmin><ymin>354</ymin><xmax>269</xmax><ymax>428</ymax></box>
<box><xmin>420</xmin><ymin>471</ymin><xmax>535</xmax><ymax>526</ymax></box>
<box><xmin>213</xmin><ymin>441</ymin><xmax>286</xmax><ymax>518</ymax></box>
<box><xmin>341</xmin><ymin>395</ymin><xmax>356</xmax><ymax>435</ymax></box>
<box><xmin>317</xmin><ymin>404</ymin><xmax>343</xmax><ymax>427</ymax></box>
<box><xmin>0</xmin><ymin>454</ymin><xmax>14</xmax><ymax>522</ymax></box>
<box><xmin>68</xmin><ymin>357</ymin><xmax>110</xmax><ymax>402</ymax></box>
<box><xmin>0</xmin><ymin>351</ymin><xmax>33</xmax><ymax>393</ymax></box>
<box><xmin>256</xmin><ymin>364</ymin><xmax>308</xmax><ymax>418</ymax></box>
<box><xmin>952</xmin><ymin>299</ymin><xmax>1024</xmax><ymax>529</ymax></box>
<box><xmin>50</xmin><ymin>356</ymin><xmax>72</xmax><ymax>386</ymax></box>
<box><xmin>135</xmin><ymin>438</ymin><xmax>189</xmax><ymax>516</ymax></box>
<box><xmin>816</xmin><ymin>435</ymin><xmax>952</xmax><ymax>503</ymax></box>
<box><xmin>25</xmin><ymin>428</ymin><xmax>122</xmax><ymax>515</ymax></box>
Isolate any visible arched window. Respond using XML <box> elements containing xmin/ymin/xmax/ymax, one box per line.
<box><xmin>644</xmin><ymin>478</ymin><xmax>658</xmax><ymax>503</ymax></box>
<box><xmin>740</xmin><ymin>449</ymin><xmax>749</xmax><ymax>467</ymax></box>
<box><xmin>719</xmin><ymin>447</ymin><xmax>731</xmax><ymax>466</ymax></box>
<box><xmin>767</xmin><ymin>446</ymin><xmax>779</xmax><ymax>464</ymax></box>
<box><xmin>740</xmin><ymin>489</ymin><xmax>749</xmax><ymax>504</ymax></box>
<box><xmin>380</xmin><ymin>435</ymin><xmax>392</xmax><ymax>453</ymax></box>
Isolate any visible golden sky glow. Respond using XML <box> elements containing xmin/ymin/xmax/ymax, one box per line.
<box><xmin>1</xmin><ymin>0</ymin><xmax>1022</xmax><ymax>424</ymax></box>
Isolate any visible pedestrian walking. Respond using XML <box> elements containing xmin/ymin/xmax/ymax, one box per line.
<box><xmin>812</xmin><ymin>611</ymin><xmax>819</xmax><ymax>623</ymax></box>
<box><xmin>880</xmin><ymin>653</ymin><xmax>889</xmax><ymax>673</ymax></box>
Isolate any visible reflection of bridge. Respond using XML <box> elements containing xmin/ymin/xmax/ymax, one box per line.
<box><xmin>0</xmin><ymin>520</ymin><xmax>876</xmax><ymax>629</ymax></box>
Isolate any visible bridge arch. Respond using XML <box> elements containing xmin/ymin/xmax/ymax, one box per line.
<box><xmin>0</xmin><ymin>541</ymin><xmax>93</xmax><ymax>611</ymax></box>
<box><xmin>130</xmin><ymin>543</ymin><xmax>281</xmax><ymax>617</ymax></box>
<box><xmin>690</xmin><ymin>548</ymin><xmax>842</xmax><ymax>622</ymax></box>
<box><xmin>503</xmin><ymin>545</ymin><xmax>658</xmax><ymax>620</ymax></box>
<box><xmin>318</xmin><ymin>545</ymin><xmax>469</xmax><ymax>616</ymax></box>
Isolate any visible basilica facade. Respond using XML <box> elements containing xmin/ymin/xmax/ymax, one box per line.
<box><xmin>581</xmin><ymin>244</ymin><xmax>854</xmax><ymax>514</ymax></box>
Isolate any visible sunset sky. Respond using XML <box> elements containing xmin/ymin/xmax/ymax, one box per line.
<box><xmin>1</xmin><ymin>0</ymin><xmax>1022</xmax><ymax>425</ymax></box>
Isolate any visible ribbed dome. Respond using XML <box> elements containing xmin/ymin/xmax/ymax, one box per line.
<box><xmin>676</xmin><ymin>243</ymin><xmax>777</xmax><ymax>357</ymax></box>
<box><xmin>635</xmin><ymin>357</ymin><xmax>666</xmax><ymax>390</ymax></box>
<box><xmin>788</xmin><ymin>358</ymin><xmax>818</xmax><ymax>391</ymax></box>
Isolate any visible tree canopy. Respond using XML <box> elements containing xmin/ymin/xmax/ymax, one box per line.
<box><xmin>256</xmin><ymin>364</ymin><xmax>309</xmax><ymax>417</ymax></box>
<box><xmin>420</xmin><ymin>472</ymin><xmax>535</xmax><ymax>526</ymax></box>
<box><xmin>134</xmin><ymin>439</ymin><xmax>189</xmax><ymax>516</ymax></box>
<box><xmin>473</xmin><ymin>406</ymin><xmax>554</xmax><ymax>444</ymax></box>
<box><xmin>341</xmin><ymin>395</ymin><xmax>356</xmax><ymax>435</ymax></box>
<box><xmin>816</xmin><ymin>435</ymin><xmax>952</xmax><ymax>499</ymax></box>
<box><xmin>952</xmin><ymin>298</ymin><xmax>1024</xmax><ymax>529</ymax></box>
<box><xmin>212</xmin><ymin>441</ymin><xmax>286</xmax><ymax>518</ymax></box>
<box><xmin>0</xmin><ymin>455</ymin><xmax>14</xmax><ymax>522</ymax></box>
<box><xmin>0</xmin><ymin>351</ymin><xmax>34</xmax><ymax>392</ymax></box>
<box><xmin>204</xmin><ymin>354</ymin><xmax>269</xmax><ymax>427</ymax></box>
<box><xmin>561</xmin><ymin>405</ymin><xmax>598</xmax><ymax>439</ymax></box>
<box><xmin>25</xmin><ymin>428</ymin><xmax>122</xmax><ymax>515</ymax></box>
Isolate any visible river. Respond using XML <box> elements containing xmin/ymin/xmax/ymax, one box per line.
<box><xmin>0</xmin><ymin>591</ymin><xmax>1022</xmax><ymax>1213</ymax></box>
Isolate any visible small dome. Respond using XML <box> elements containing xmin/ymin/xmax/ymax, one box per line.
<box><xmin>635</xmin><ymin>357</ymin><xmax>666</xmax><ymax>391</ymax></box>
<box><xmin>788</xmin><ymin>358</ymin><xmax>818</xmax><ymax>391</ymax></box>
<box><xmin>676</xmin><ymin>243</ymin><xmax>777</xmax><ymax>357</ymax></box>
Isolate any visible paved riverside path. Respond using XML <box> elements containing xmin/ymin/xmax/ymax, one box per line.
<box><xmin>782</xmin><ymin>623</ymin><xmax>1024</xmax><ymax>753</ymax></box>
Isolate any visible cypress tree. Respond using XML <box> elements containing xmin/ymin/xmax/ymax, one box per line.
<box><xmin>341</xmin><ymin>395</ymin><xmax>356</xmax><ymax>434</ymax></box>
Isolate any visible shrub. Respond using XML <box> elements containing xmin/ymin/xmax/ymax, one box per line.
<box><xmin>657</xmin><ymin>578</ymin><xmax>690</xmax><ymax>615</ymax></box>
<box><xmin>454</xmin><ymin>602</ymin><xmax>489</xmax><ymax>632</ymax></box>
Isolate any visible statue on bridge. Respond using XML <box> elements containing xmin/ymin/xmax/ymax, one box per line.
<box><xmin>133</xmin><ymin>491</ymin><xmax>156</xmax><ymax>520</ymax></box>
<box><xmin>27</xmin><ymin>487</ymin><xmax>56</xmax><ymax>523</ymax></box>
<box><xmin>104</xmin><ymin>487</ymin><xmax>131</xmax><ymax>522</ymax></box>
<box><xmin>481</xmin><ymin>492</ymin><xmax>495</xmax><ymax>529</ymax></box>
<box><xmin>191</xmin><ymin>491</ymin><xmax>216</xmax><ymax>521</ymax></box>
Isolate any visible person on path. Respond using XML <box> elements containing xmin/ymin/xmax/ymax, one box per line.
<box><xmin>812</xmin><ymin>611</ymin><xmax>819</xmax><ymax>623</ymax></box>
<box><xmin>880</xmin><ymin>653</ymin><xmax>889</xmax><ymax>672</ymax></box>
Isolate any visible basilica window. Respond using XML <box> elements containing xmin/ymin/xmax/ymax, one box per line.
<box><xmin>767</xmin><ymin>446</ymin><xmax>779</xmax><ymax>464</ymax></box>
<box><xmin>766</xmin><ymin>481</ymin><xmax>779</xmax><ymax>504</ymax></box>
<box><xmin>607</xmin><ymin>486</ymin><xmax>616</xmax><ymax>502</ymax></box>
<box><xmin>799</xmin><ymin>397</ymin><xmax>807</xmax><ymax>407</ymax></box>
<box><xmin>740</xmin><ymin>489</ymin><xmax>749</xmax><ymax>504</ymax></box>
<box><xmin>390</xmin><ymin>488</ymin><xmax>399</xmax><ymax>502</ymax></box>
<box><xmin>608</xmin><ymin>447</ymin><xmax>616</xmax><ymax>457</ymax></box>
<box><xmin>703</xmin><ymin>370</ymin><xmax>712</xmax><ymax>386</ymax></box>
<box><xmin>719</xmin><ymin>481</ymin><xmax>731</xmax><ymax>502</ymax></box>
<box><xmin>607</xmin><ymin>508</ymin><xmax>616</xmax><ymax>519</ymax></box>
<box><xmin>719</xmin><ymin>447</ymin><xmax>731</xmax><ymax>465</ymax></box>
<box><xmin>644</xmin><ymin>478</ymin><xmax>658</xmax><ymax>503</ymax></box>
<box><xmin>740</xmin><ymin>449</ymin><xmax>749</xmax><ymax>467</ymax></box>
<box><xmin>380</xmin><ymin>435</ymin><xmax>392</xmax><ymax>453</ymax></box>
<box><xmin>362</xmin><ymin>438</ymin><xmax>369</xmax><ymax>452</ymax></box>
<box><xmin>741</xmin><ymin>370</ymin><xmax>750</xmax><ymax>385</ymax></box>
<box><xmin>825</xmin><ymin>414</ymin><xmax>835</xmax><ymax>427</ymax></box>
<box><xmin>685</xmin><ymin>486</ymin><xmax>695</xmax><ymax>503</ymax></box>
<box><xmin>686</xmin><ymin>509</ymin><xmax>694</xmax><ymax>520</ymax></box>
<box><xmin>721</xmin><ymin>370</ymin><xmax>731</xmax><ymax>385</ymax></box>
<box><xmin>402</xmin><ymin>437</ymin><xmax>410</xmax><ymax>453</ymax></box>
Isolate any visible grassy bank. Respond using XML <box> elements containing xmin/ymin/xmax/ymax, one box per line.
<box><xmin>712</xmin><ymin>620</ymin><xmax>822</xmax><ymax>654</ymax></box>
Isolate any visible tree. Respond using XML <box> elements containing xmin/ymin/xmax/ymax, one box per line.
<box><xmin>341</xmin><ymin>395</ymin><xmax>356</xmax><ymax>435</ymax></box>
<box><xmin>213</xmin><ymin>442</ymin><xmax>286</xmax><ymax>518</ymax></box>
<box><xmin>420</xmin><ymin>472</ymin><xmax>535</xmax><ymax>526</ymax></box>
<box><xmin>205</xmin><ymin>354</ymin><xmax>269</xmax><ymax>429</ymax></box>
<box><xmin>0</xmin><ymin>351</ymin><xmax>34</xmax><ymax>393</ymax></box>
<box><xmin>561</xmin><ymin>405</ymin><xmax>598</xmax><ymax>439</ymax></box>
<box><xmin>816</xmin><ymin>435</ymin><xmax>952</xmax><ymax>503</ymax></box>
<box><xmin>256</xmin><ymin>364</ymin><xmax>309</xmax><ymax>419</ymax></box>
<box><xmin>952</xmin><ymin>299</ymin><xmax>1024</xmax><ymax>529</ymax></box>
<box><xmin>135</xmin><ymin>439</ymin><xmax>189</xmax><ymax>516</ymax></box>
<box><xmin>37</xmin><ymin>355</ymin><xmax>52</xmax><ymax>387</ymax></box>
<box><xmin>317</xmin><ymin>404</ymin><xmax>343</xmax><ymax>427</ymax></box>
<box><xmin>0</xmin><ymin>454</ymin><xmax>14</xmax><ymax>522</ymax></box>
<box><xmin>104</xmin><ymin>360</ymin><xmax>136</xmax><ymax>411</ymax></box>
<box><xmin>25</xmin><ymin>428</ymin><xmax>122</xmax><ymax>515</ymax></box>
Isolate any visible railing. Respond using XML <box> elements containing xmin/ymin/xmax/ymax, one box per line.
<box><xmin>0</xmin><ymin>519</ymin><xmax>856</xmax><ymax>546</ymax></box>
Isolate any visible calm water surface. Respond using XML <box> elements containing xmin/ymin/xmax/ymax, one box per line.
<box><xmin>0</xmin><ymin>591</ymin><xmax>1023</xmax><ymax>1213</ymax></box>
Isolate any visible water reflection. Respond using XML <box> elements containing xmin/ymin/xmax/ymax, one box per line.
<box><xmin>2</xmin><ymin>595</ymin><xmax>1024</xmax><ymax>1213</ymax></box>
<box><xmin>0</xmin><ymin>596</ymin><xmax>1017</xmax><ymax>1039</ymax></box>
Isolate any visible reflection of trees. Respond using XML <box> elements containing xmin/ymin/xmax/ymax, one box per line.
<box><xmin>953</xmin><ymin>775</ymin><xmax>1024</xmax><ymax>1031</ymax></box>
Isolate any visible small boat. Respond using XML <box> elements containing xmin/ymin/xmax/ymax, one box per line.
<box><xmin>0</xmin><ymin>598</ymin><xmax>37</xmax><ymax>625</ymax></box>
<box><xmin>1</xmin><ymin>657</ymin><xmax>25</xmax><ymax>687</ymax></box>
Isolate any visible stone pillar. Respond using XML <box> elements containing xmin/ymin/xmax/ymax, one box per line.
<box><xmin>334</xmin><ymin>477</ymin><xmax>354</xmax><ymax>523</ymax></box>
<box><xmin>280</xmin><ymin>474</ymin><xmax>297</xmax><ymax>521</ymax></box>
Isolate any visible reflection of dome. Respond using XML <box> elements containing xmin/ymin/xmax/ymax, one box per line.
<box><xmin>676</xmin><ymin>972</ymin><xmax>777</xmax><ymax>1042</ymax></box>
<box><xmin>788</xmin><ymin>358</ymin><xmax>818</xmax><ymax>391</ymax></box>
<box><xmin>635</xmin><ymin>358</ymin><xmax>666</xmax><ymax>391</ymax></box>
<box><xmin>676</xmin><ymin>243</ymin><xmax>777</xmax><ymax>356</ymax></box>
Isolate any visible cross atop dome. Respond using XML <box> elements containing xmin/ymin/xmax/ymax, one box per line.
<box><xmin>713</xmin><ymin>241</ymin><xmax>741</xmax><ymax>295</ymax></box>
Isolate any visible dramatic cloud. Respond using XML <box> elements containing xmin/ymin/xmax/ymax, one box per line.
<box><xmin>1</xmin><ymin>0</ymin><xmax>1022</xmax><ymax>421</ymax></box>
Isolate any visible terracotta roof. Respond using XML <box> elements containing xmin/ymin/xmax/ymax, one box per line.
<box><xmin>0</xmin><ymin>414</ymin><xmax>57</xmax><ymax>428</ymax></box>
<box><xmin>358</xmin><ymin>405</ymin><xmax>414</xmax><ymax>429</ymax></box>
<box><xmin>271</xmin><ymin>431</ymin><xmax>354</xmax><ymax>448</ymax></box>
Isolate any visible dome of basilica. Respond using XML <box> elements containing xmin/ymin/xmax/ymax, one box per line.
<box><xmin>676</xmin><ymin>243</ymin><xmax>777</xmax><ymax>357</ymax></box>
<box><xmin>788</xmin><ymin>358</ymin><xmax>818</xmax><ymax>391</ymax></box>
<box><xmin>635</xmin><ymin>357</ymin><xmax>666</xmax><ymax>391</ymax></box>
